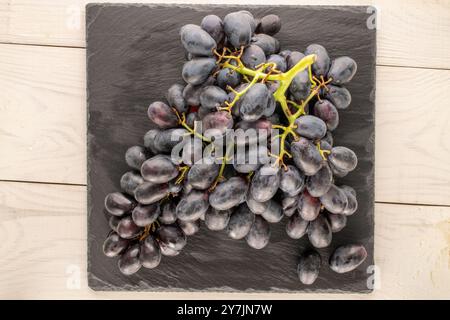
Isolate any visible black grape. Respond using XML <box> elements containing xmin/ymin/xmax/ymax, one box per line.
<box><xmin>153</xmin><ymin>128</ymin><xmax>187</xmax><ymax>154</ymax></box>
<box><xmin>141</xmin><ymin>155</ymin><xmax>179</xmax><ymax>184</ymax></box>
<box><xmin>103</xmin><ymin>232</ymin><xmax>129</xmax><ymax>257</ymax></box>
<box><xmin>134</xmin><ymin>181</ymin><xmax>169</xmax><ymax>205</ymax></box>
<box><xmin>182</xmin><ymin>58</ymin><xmax>217</xmax><ymax>86</ymax></box>
<box><xmin>117</xmin><ymin>216</ymin><xmax>142</xmax><ymax>239</ymax></box>
<box><xmin>251</xmin><ymin>34</ymin><xmax>280</xmax><ymax>56</ymax></box>
<box><xmin>109</xmin><ymin>216</ymin><xmax>121</xmax><ymax>232</ymax></box>
<box><xmin>217</xmin><ymin>68</ymin><xmax>242</xmax><ymax>89</ymax></box>
<box><xmin>180</xmin><ymin>24</ymin><xmax>217</xmax><ymax>56</ymax></box>
<box><xmin>286</xmin><ymin>213</ymin><xmax>309</xmax><ymax>239</ymax></box>
<box><xmin>267</xmin><ymin>54</ymin><xmax>287</xmax><ymax>72</ymax></box>
<box><xmin>279</xmin><ymin>164</ymin><xmax>305</xmax><ymax>197</ymax></box>
<box><xmin>104</xmin><ymin>192</ymin><xmax>135</xmax><ymax>217</ymax></box>
<box><xmin>167</xmin><ymin>84</ymin><xmax>188</xmax><ymax>113</ymax></box>
<box><xmin>327</xmin><ymin>212</ymin><xmax>347</xmax><ymax>232</ymax></box>
<box><xmin>120</xmin><ymin>171</ymin><xmax>144</xmax><ymax>196</ymax></box>
<box><xmin>235</xmin><ymin>118</ymin><xmax>272</xmax><ymax>147</ymax></box>
<box><xmin>329</xmin><ymin>244</ymin><xmax>367</xmax><ymax>273</ymax></box>
<box><xmin>260</xmin><ymin>200</ymin><xmax>283</xmax><ymax>223</ymax></box>
<box><xmin>291</xmin><ymin>137</ymin><xmax>323</xmax><ymax>176</ymax></box>
<box><xmin>319</xmin><ymin>184</ymin><xmax>348</xmax><ymax>214</ymax></box>
<box><xmin>209</xmin><ymin>177</ymin><xmax>248</xmax><ymax>210</ymax></box>
<box><xmin>178</xmin><ymin>219</ymin><xmax>201</xmax><ymax>236</ymax></box>
<box><xmin>297</xmin><ymin>250</ymin><xmax>321</xmax><ymax>285</ymax></box>
<box><xmin>132</xmin><ymin>203</ymin><xmax>160</xmax><ymax>227</ymax></box>
<box><xmin>241</xmin><ymin>45</ymin><xmax>266</xmax><ymax>70</ymax></box>
<box><xmin>294</xmin><ymin>115</ymin><xmax>327</xmax><ymax>140</ymax></box>
<box><xmin>201</xmin><ymin>15</ymin><xmax>224</xmax><ymax>44</ymax></box>
<box><xmin>223</xmin><ymin>12</ymin><xmax>252</xmax><ymax>48</ymax></box>
<box><xmin>324</xmin><ymin>85</ymin><xmax>352</xmax><ymax>110</ymax></box>
<box><xmin>306</xmin><ymin>163</ymin><xmax>332</xmax><ymax>197</ymax></box>
<box><xmin>199</xmin><ymin>86</ymin><xmax>229</xmax><ymax>110</ymax></box>
<box><xmin>140</xmin><ymin>236</ymin><xmax>161</xmax><ymax>269</ymax></box>
<box><xmin>125</xmin><ymin>146</ymin><xmax>150</xmax><ymax>170</ymax></box>
<box><xmin>176</xmin><ymin>190</ymin><xmax>209</xmax><ymax>221</ymax></box>
<box><xmin>313</xmin><ymin>100</ymin><xmax>339</xmax><ymax>131</ymax></box>
<box><xmin>143</xmin><ymin>129</ymin><xmax>160</xmax><ymax>154</ymax></box>
<box><xmin>328</xmin><ymin>146</ymin><xmax>358</xmax><ymax>172</ymax></box>
<box><xmin>250</xmin><ymin>164</ymin><xmax>281</xmax><ymax>202</ymax></box>
<box><xmin>327</xmin><ymin>56</ymin><xmax>357</xmax><ymax>85</ymax></box>
<box><xmin>239</xmin><ymin>83</ymin><xmax>271</xmax><ymax>122</ymax></box>
<box><xmin>281</xmin><ymin>194</ymin><xmax>298</xmax><ymax>217</ymax></box>
<box><xmin>147</xmin><ymin>101</ymin><xmax>179</xmax><ymax>129</ymax></box>
<box><xmin>246</xmin><ymin>191</ymin><xmax>269</xmax><ymax>215</ymax></box>
<box><xmin>257</xmin><ymin>14</ymin><xmax>281</xmax><ymax>36</ymax></box>
<box><xmin>204</xmin><ymin>207</ymin><xmax>232</xmax><ymax>231</ymax></box>
<box><xmin>118</xmin><ymin>243</ymin><xmax>142</xmax><ymax>275</ymax></box>
<box><xmin>159</xmin><ymin>201</ymin><xmax>178</xmax><ymax>224</ymax></box>
<box><xmin>187</xmin><ymin>162</ymin><xmax>220</xmax><ymax>190</ymax></box>
<box><xmin>286</xmin><ymin>51</ymin><xmax>305</xmax><ymax>70</ymax></box>
<box><xmin>227</xmin><ymin>204</ymin><xmax>255</xmax><ymax>240</ymax></box>
<box><xmin>308</xmin><ymin>214</ymin><xmax>332</xmax><ymax>248</ymax></box>
<box><xmin>341</xmin><ymin>185</ymin><xmax>358</xmax><ymax>216</ymax></box>
<box><xmin>156</xmin><ymin>224</ymin><xmax>187</xmax><ymax>251</ymax></box>
<box><xmin>289</xmin><ymin>69</ymin><xmax>310</xmax><ymax>101</ymax></box>
<box><xmin>233</xmin><ymin>145</ymin><xmax>268</xmax><ymax>174</ymax></box>
<box><xmin>202</xmin><ymin>111</ymin><xmax>234</xmax><ymax>138</ymax></box>
<box><xmin>246</xmin><ymin>215</ymin><xmax>270</xmax><ymax>249</ymax></box>
<box><xmin>297</xmin><ymin>190</ymin><xmax>321</xmax><ymax>221</ymax></box>
<box><xmin>304</xmin><ymin>44</ymin><xmax>330</xmax><ymax>76</ymax></box>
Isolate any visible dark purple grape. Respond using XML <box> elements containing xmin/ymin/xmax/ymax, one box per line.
<box><xmin>182</xmin><ymin>58</ymin><xmax>216</xmax><ymax>86</ymax></box>
<box><xmin>250</xmin><ymin>164</ymin><xmax>280</xmax><ymax>202</ymax></box>
<box><xmin>286</xmin><ymin>213</ymin><xmax>308</xmax><ymax>239</ymax></box>
<box><xmin>281</xmin><ymin>194</ymin><xmax>298</xmax><ymax>217</ymax></box>
<box><xmin>294</xmin><ymin>115</ymin><xmax>327</xmax><ymax>140</ymax></box>
<box><xmin>266</xmin><ymin>80</ymin><xmax>280</xmax><ymax>94</ymax></box>
<box><xmin>246</xmin><ymin>191</ymin><xmax>269</xmax><ymax>214</ymax></box>
<box><xmin>180</xmin><ymin>137</ymin><xmax>203</xmax><ymax>165</ymax></box>
<box><xmin>241</xmin><ymin>45</ymin><xmax>266</xmax><ymax>69</ymax></box>
<box><xmin>109</xmin><ymin>216</ymin><xmax>121</xmax><ymax>232</ymax></box>
<box><xmin>140</xmin><ymin>236</ymin><xmax>161</xmax><ymax>269</ymax></box>
<box><xmin>319</xmin><ymin>184</ymin><xmax>348</xmax><ymax>214</ymax></box>
<box><xmin>267</xmin><ymin>54</ymin><xmax>287</xmax><ymax>72</ymax></box>
<box><xmin>313</xmin><ymin>100</ymin><xmax>339</xmax><ymax>131</ymax></box>
<box><xmin>167</xmin><ymin>84</ymin><xmax>187</xmax><ymax>113</ymax></box>
<box><xmin>306</xmin><ymin>163</ymin><xmax>332</xmax><ymax>197</ymax></box>
<box><xmin>322</xmin><ymin>131</ymin><xmax>334</xmax><ymax>147</ymax></box>
<box><xmin>159</xmin><ymin>242</ymin><xmax>181</xmax><ymax>257</ymax></box>
<box><xmin>279</xmin><ymin>49</ymin><xmax>292</xmax><ymax>59</ymax></box>
<box><xmin>235</xmin><ymin>118</ymin><xmax>272</xmax><ymax>147</ymax></box>
<box><xmin>159</xmin><ymin>201</ymin><xmax>178</xmax><ymax>224</ymax></box>
<box><xmin>329</xmin><ymin>244</ymin><xmax>367</xmax><ymax>273</ymax></box>
<box><xmin>239</xmin><ymin>83</ymin><xmax>271</xmax><ymax>122</ymax></box>
<box><xmin>328</xmin><ymin>146</ymin><xmax>358</xmax><ymax>172</ymax></box>
<box><xmin>297</xmin><ymin>190</ymin><xmax>321</xmax><ymax>221</ymax></box>
<box><xmin>134</xmin><ymin>181</ymin><xmax>169</xmax><ymax>205</ymax></box>
<box><xmin>143</xmin><ymin>129</ymin><xmax>160</xmax><ymax>154</ymax></box>
<box><xmin>246</xmin><ymin>215</ymin><xmax>270</xmax><ymax>249</ymax></box>
<box><xmin>147</xmin><ymin>101</ymin><xmax>178</xmax><ymax>129</ymax></box>
<box><xmin>238</xmin><ymin>10</ymin><xmax>257</xmax><ymax>32</ymax></box>
<box><xmin>178</xmin><ymin>219</ymin><xmax>200</xmax><ymax>236</ymax></box>
<box><xmin>132</xmin><ymin>203</ymin><xmax>160</xmax><ymax>227</ymax></box>
<box><xmin>327</xmin><ymin>212</ymin><xmax>347</xmax><ymax>232</ymax></box>
<box><xmin>204</xmin><ymin>207</ymin><xmax>231</xmax><ymax>231</ymax></box>
<box><xmin>341</xmin><ymin>186</ymin><xmax>358</xmax><ymax>216</ymax></box>
<box><xmin>223</xmin><ymin>12</ymin><xmax>252</xmax><ymax>48</ymax></box>
<box><xmin>187</xmin><ymin>162</ymin><xmax>220</xmax><ymax>190</ymax></box>
<box><xmin>304</xmin><ymin>44</ymin><xmax>330</xmax><ymax>76</ymax></box>
<box><xmin>209</xmin><ymin>177</ymin><xmax>248</xmax><ymax>210</ymax></box>
<box><xmin>280</xmin><ymin>165</ymin><xmax>305</xmax><ymax>197</ymax></box>
<box><xmin>180</xmin><ymin>24</ymin><xmax>216</xmax><ymax>56</ymax></box>
<box><xmin>125</xmin><ymin>146</ymin><xmax>149</xmax><ymax>170</ymax></box>
<box><xmin>153</xmin><ymin>128</ymin><xmax>187</xmax><ymax>153</ymax></box>
<box><xmin>324</xmin><ymin>85</ymin><xmax>351</xmax><ymax>110</ymax></box>
<box><xmin>308</xmin><ymin>214</ymin><xmax>332</xmax><ymax>248</ymax></box>
<box><xmin>257</xmin><ymin>14</ymin><xmax>281</xmax><ymax>36</ymax></box>
<box><xmin>329</xmin><ymin>161</ymin><xmax>348</xmax><ymax>178</ymax></box>
<box><xmin>217</xmin><ymin>68</ymin><xmax>242</xmax><ymax>89</ymax></box>
<box><xmin>227</xmin><ymin>204</ymin><xmax>255</xmax><ymax>240</ymax></box>
<box><xmin>260</xmin><ymin>200</ymin><xmax>283</xmax><ymax>223</ymax></box>
<box><xmin>103</xmin><ymin>232</ymin><xmax>129</xmax><ymax>257</ymax></box>
<box><xmin>286</xmin><ymin>51</ymin><xmax>305</xmax><ymax>70</ymax></box>
<box><xmin>201</xmin><ymin>15</ymin><xmax>224</xmax><ymax>44</ymax></box>
<box><xmin>118</xmin><ymin>243</ymin><xmax>142</xmax><ymax>275</ymax></box>
<box><xmin>202</xmin><ymin>111</ymin><xmax>234</xmax><ymax>138</ymax></box>
<box><xmin>251</xmin><ymin>34</ymin><xmax>280</xmax><ymax>56</ymax></box>
<box><xmin>233</xmin><ymin>145</ymin><xmax>268</xmax><ymax>174</ymax></box>
<box><xmin>199</xmin><ymin>86</ymin><xmax>228</xmax><ymax>110</ymax></box>
<box><xmin>289</xmin><ymin>69</ymin><xmax>310</xmax><ymax>101</ymax></box>
<box><xmin>156</xmin><ymin>224</ymin><xmax>187</xmax><ymax>252</ymax></box>
<box><xmin>176</xmin><ymin>190</ymin><xmax>209</xmax><ymax>221</ymax></box>
<box><xmin>141</xmin><ymin>155</ymin><xmax>179</xmax><ymax>184</ymax></box>
<box><xmin>291</xmin><ymin>137</ymin><xmax>323</xmax><ymax>176</ymax></box>
<box><xmin>104</xmin><ymin>192</ymin><xmax>135</xmax><ymax>217</ymax></box>
<box><xmin>327</xmin><ymin>56</ymin><xmax>357</xmax><ymax>85</ymax></box>
<box><xmin>297</xmin><ymin>250</ymin><xmax>321</xmax><ymax>285</ymax></box>
<box><xmin>120</xmin><ymin>171</ymin><xmax>144</xmax><ymax>196</ymax></box>
<box><xmin>117</xmin><ymin>216</ymin><xmax>142</xmax><ymax>239</ymax></box>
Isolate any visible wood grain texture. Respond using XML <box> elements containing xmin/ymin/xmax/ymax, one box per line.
<box><xmin>0</xmin><ymin>0</ymin><xmax>449</xmax><ymax>69</ymax></box>
<box><xmin>1</xmin><ymin>44</ymin><xmax>449</xmax><ymax>205</ymax></box>
<box><xmin>0</xmin><ymin>181</ymin><xmax>448</xmax><ymax>299</ymax></box>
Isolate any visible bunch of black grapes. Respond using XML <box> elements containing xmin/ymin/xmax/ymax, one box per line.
<box><xmin>103</xmin><ymin>11</ymin><xmax>367</xmax><ymax>285</ymax></box>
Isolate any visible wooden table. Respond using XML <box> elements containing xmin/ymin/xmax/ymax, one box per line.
<box><xmin>0</xmin><ymin>0</ymin><xmax>449</xmax><ymax>299</ymax></box>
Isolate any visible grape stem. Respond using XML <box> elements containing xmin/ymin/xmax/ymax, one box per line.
<box><xmin>209</xmin><ymin>141</ymin><xmax>234</xmax><ymax>191</ymax></box>
<box><xmin>172</xmin><ymin>107</ymin><xmax>212</xmax><ymax>143</ymax></box>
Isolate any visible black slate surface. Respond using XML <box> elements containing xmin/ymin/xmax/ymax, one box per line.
<box><xmin>87</xmin><ymin>4</ymin><xmax>376</xmax><ymax>292</ymax></box>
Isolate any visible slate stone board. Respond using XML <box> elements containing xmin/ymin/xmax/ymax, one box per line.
<box><xmin>87</xmin><ymin>3</ymin><xmax>376</xmax><ymax>292</ymax></box>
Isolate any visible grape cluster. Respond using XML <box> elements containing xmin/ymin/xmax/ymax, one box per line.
<box><xmin>102</xmin><ymin>10</ymin><xmax>367</xmax><ymax>285</ymax></box>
